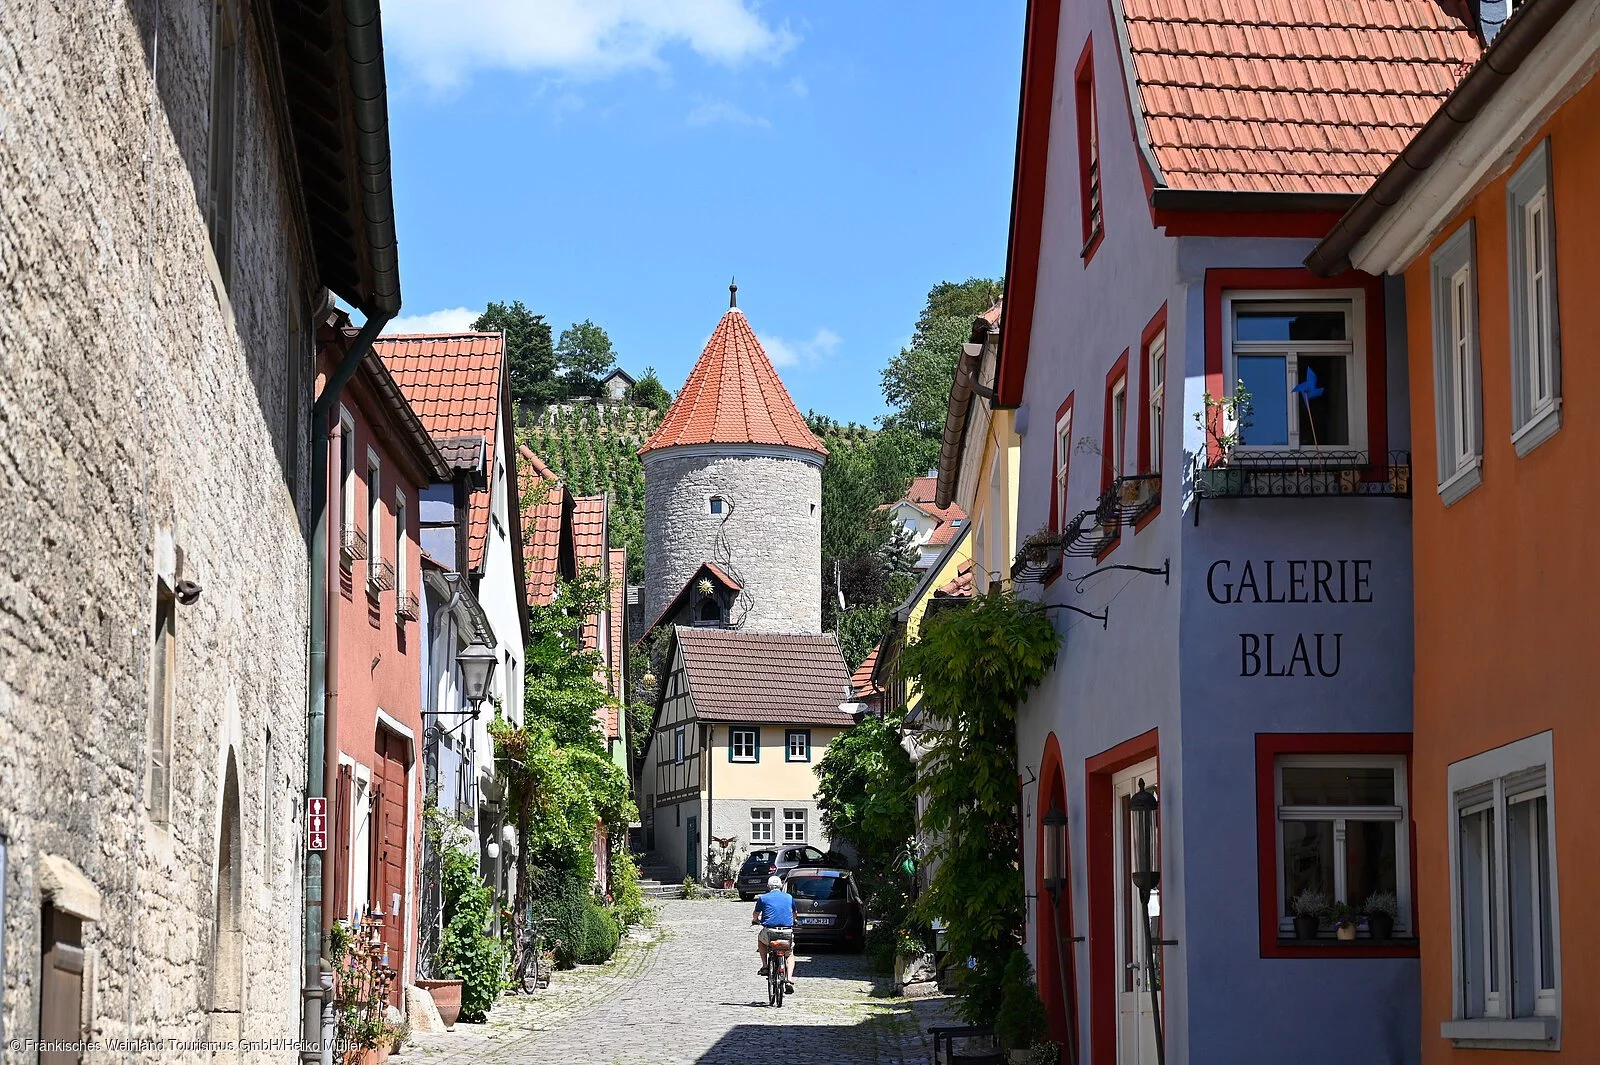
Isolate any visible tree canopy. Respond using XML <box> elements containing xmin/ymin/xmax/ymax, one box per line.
<box><xmin>474</xmin><ymin>300</ymin><xmax>558</xmax><ymax>410</ymax></box>
<box><xmin>556</xmin><ymin>319</ymin><xmax>618</xmax><ymax>397</ymax></box>
<box><xmin>627</xmin><ymin>367</ymin><xmax>673</xmax><ymax>414</ymax></box>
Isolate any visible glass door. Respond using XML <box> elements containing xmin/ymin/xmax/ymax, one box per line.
<box><xmin>1113</xmin><ymin>761</ymin><xmax>1160</xmax><ymax>1065</ymax></box>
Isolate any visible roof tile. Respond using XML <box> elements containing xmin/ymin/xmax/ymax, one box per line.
<box><xmin>1123</xmin><ymin>0</ymin><xmax>1482</xmax><ymax>194</ymax></box>
<box><xmin>676</xmin><ymin>628</ymin><xmax>852</xmax><ymax>725</ymax></box>
<box><xmin>640</xmin><ymin>309</ymin><xmax>827</xmax><ymax>456</ymax></box>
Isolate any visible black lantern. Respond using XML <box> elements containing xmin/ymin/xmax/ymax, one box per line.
<box><xmin>456</xmin><ymin>637</ymin><xmax>498</xmax><ymax>717</ymax></box>
<box><xmin>1129</xmin><ymin>779</ymin><xmax>1159</xmax><ymax>898</ymax></box>
<box><xmin>1042</xmin><ymin>804</ymin><xmax>1068</xmax><ymax>896</ymax></box>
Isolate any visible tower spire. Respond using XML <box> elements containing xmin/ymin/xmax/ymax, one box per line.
<box><xmin>729</xmin><ymin>277</ymin><xmax>738</xmax><ymax>309</ymax></box>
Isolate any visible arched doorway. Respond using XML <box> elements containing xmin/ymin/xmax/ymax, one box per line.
<box><xmin>209</xmin><ymin>755</ymin><xmax>244</xmax><ymax>1055</ymax></box>
<box><xmin>1035</xmin><ymin>733</ymin><xmax>1078</xmax><ymax>1057</ymax></box>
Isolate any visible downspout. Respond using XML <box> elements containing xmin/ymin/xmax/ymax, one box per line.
<box><xmin>704</xmin><ymin>723</ymin><xmax>714</xmax><ymax>884</ymax></box>
<box><xmin>303</xmin><ymin>311</ymin><xmax>390</xmax><ymax>1063</ymax></box>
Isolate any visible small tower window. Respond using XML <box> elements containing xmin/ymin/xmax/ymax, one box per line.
<box><xmin>709</xmin><ymin>496</ymin><xmax>725</xmax><ymax>516</ymax></box>
<box><xmin>696</xmin><ymin>598</ymin><xmax>723</xmax><ymax>626</ymax></box>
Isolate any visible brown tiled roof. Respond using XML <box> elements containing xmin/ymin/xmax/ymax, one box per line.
<box><xmin>572</xmin><ymin>494</ymin><xmax>608</xmax><ymax>653</ymax></box>
<box><xmin>436</xmin><ymin>435</ymin><xmax>485</xmax><ymax>473</ymax></box>
<box><xmin>378</xmin><ymin>332</ymin><xmax>506</xmax><ymax>572</ymax></box>
<box><xmin>927</xmin><ymin>519</ymin><xmax>965</xmax><ymax>547</ymax></box>
<box><xmin>850</xmin><ymin>646</ymin><xmax>882</xmax><ymax>698</ymax></box>
<box><xmin>607</xmin><ymin>548</ymin><xmax>627</xmax><ymax>708</ymax></box>
<box><xmin>676</xmin><ymin>628</ymin><xmax>853</xmax><ymax>725</ymax></box>
<box><xmin>520</xmin><ymin>464</ymin><xmax>569</xmax><ymax>609</ymax></box>
<box><xmin>1123</xmin><ymin>0</ymin><xmax>1482</xmax><ymax>194</ymax></box>
<box><xmin>938</xmin><ymin>559</ymin><xmax>975</xmax><ymax>599</ymax></box>
<box><xmin>640</xmin><ymin>310</ymin><xmax>827</xmax><ymax>456</ymax></box>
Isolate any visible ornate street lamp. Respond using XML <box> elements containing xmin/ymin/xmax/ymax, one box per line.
<box><xmin>1129</xmin><ymin>780</ymin><xmax>1166</xmax><ymax>1065</ymax></box>
<box><xmin>456</xmin><ymin>636</ymin><xmax>499</xmax><ymax>717</ymax></box>
<box><xmin>1040</xmin><ymin>804</ymin><xmax>1079</xmax><ymax>1065</ymax></box>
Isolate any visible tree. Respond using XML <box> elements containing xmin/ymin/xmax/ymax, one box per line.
<box><xmin>556</xmin><ymin>319</ymin><xmax>617</xmax><ymax>397</ymax></box>
<box><xmin>628</xmin><ymin>367</ymin><xmax>673</xmax><ymax>414</ymax></box>
<box><xmin>913</xmin><ymin>277</ymin><xmax>1004</xmax><ymax>347</ymax></box>
<box><xmin>473</xmin><ymin>300</ymin><xmax>557</xmax><ymax>411</ymax></box>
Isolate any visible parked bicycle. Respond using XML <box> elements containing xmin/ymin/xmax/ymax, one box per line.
<box><xmin>511</xmin><ymin>913</ymin><xmax>557</xmax><ymax>994</ymax></box>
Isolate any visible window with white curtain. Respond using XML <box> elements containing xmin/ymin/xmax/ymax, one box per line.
<box><xmin>1506</xmin><ymin>140</ymin><xmax>1561</xmax><ymax>456</ymax></box>
<box><xmin>1430</xmin><ymin>221</ymin><xmax>1482</xmax><ymax>504</ymax></box>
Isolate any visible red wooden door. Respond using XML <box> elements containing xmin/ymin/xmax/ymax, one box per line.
<box><xmin>372</xmin><ymin>727</ymin><xmax>410</xmax><ymax>1001</ymax></box>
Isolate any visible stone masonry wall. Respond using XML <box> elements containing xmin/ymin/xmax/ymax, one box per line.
<box><xmin>642</xmin><ymin>451</ymin><xmax>822</xmax><ymax>636</ymax></box>
<box><xmin>0</xmin><ymin>1</ymin><xmax>313</xmax><ymax>1058</ymax></box>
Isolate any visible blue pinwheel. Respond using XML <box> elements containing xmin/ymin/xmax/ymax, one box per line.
<box><xmin>1292</xmin><ymin>368</ymin><xmax>1324</xmax><ymax>447</ymax></box>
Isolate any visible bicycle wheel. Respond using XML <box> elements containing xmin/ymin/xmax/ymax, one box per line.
<box><xmin>519</xmin><ymin>940</ymin><xmax>540</xmax><ymax>994</ymax></box>
<box><xmin>767</xmin><ymin>969</ymin><xmax>777</xmax><ymax>1006</ymax></box>
<box><xmin>774</xmin><ymin>973</ymin><xmax>784</xmax><ymax>1008</ymax></box>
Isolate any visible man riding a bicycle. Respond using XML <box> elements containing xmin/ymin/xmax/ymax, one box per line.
<box><xmin>752</xmin><ymin>875</ymin><xmax>796</xmax><ymax>994</ymax></box>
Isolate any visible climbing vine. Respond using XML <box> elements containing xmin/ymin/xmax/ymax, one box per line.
<box><xmin>900</xmin><ymin>587</ymin><xmax>1061</xmax><ymax>1023</ymax></box>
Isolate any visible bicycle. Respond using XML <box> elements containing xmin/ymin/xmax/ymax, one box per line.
<box><xmin>765</xmin><ymin>931</ymin><xmax>793</xmax><ymax>1008</ymax></box>
<box><xmin>511</xmin><ymin>914</ymin><xmax>557</xmax><ymax>994</ymax></box>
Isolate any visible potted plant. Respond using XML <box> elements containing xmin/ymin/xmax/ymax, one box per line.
<box><xmin>415</xmin><ymin>978</ymin><xmax>463</xmax><ymax>1029</ymax></box>
<box><xmin>1016</xmin><ymin>527</ymin><xmax>1065</xmax><ymax>573</ymax></box>
<box><xmin>1329</xmin><ymin>901</ymin><xmax>1361</xmax><ymax>942</ymax></box>
<box><xmin>1193</xmin><ymin>383</ymin><xmax>1254</xmax><ymax>495</ymax></box>
<box><xmin>1364</xmin><ymin>891</ymin><xmax>1398</xmax><ymax>942</ymax></box>
<box><xmin>1290</xmin><ymin>889</ymin><xmax>1328</xmax><ymax>940</ymax></box>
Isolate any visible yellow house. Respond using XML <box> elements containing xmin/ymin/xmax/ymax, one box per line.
<box><xmin>935</xmin><ymin>301</ymin><xmax>1020</xmax><ymax>592</ymax></box>
<box><xmin>639</xmin><ymin>627</ymin><xmax>852</xmax><ymax>884</ymax></box>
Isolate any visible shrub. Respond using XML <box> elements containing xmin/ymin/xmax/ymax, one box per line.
<box><xmin>436</xmin><ymin>835</ymin><xmax>506</xmax><ymax>1021</ymax></box>
<box><xmin>578</xmin><ymin>901</ymin><xmax>621</xmax><ymax>964</ymax></box>
<box><xmin>993</xmin><ymin>950</ymin><xmax>1050</xmax><ymax>1052</ymax></box>
<box><xmin>524</xmin><ymin>866</ymin><xmax>589</xmax><ymax>970</ymax></box>
<box><xmin>610</xmin><ymin>849</ymin><xmax>654</xmax><ymax>929</ymax></box>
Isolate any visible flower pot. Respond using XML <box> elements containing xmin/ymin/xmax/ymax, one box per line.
<box><xmin>1292</xmin><ymin>915</ymin><xmax>1320</xmax><ymax>940</ymax></box>
<box><xmin>1368</xmin><ymin>912</ymin><xmax>1395</xmax><ymax>942</ymax></box>
<box><xmin>416</xmin><ymin>979</ymin><xmax>463</xmax><ymax>1029</ymax></box>
<box><xmin>1336</xmin><ymin>923</ymin><xmax>1358</xmax><ymax>942</ymax></box>
<box><xmin>723</xmin><ymin>879</ymin><xmax>734</xmax><ymax>889</ymax></box>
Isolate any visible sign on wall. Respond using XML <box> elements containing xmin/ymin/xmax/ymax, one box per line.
<box><xmin>1206</xmin><ymin>558</ymin><xmax>1373</xmax><ymax>677</ymax></box>
<box><xmin>307</xmin><ymin>797</ymin><xmax>327</xmax><ymax>851</ymax></box>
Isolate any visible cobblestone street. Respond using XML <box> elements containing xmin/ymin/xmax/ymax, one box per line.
<box><xmin>406</xmin><ymin>898</ymin><xmax>951</xmax><ymax>1065</ymax></box>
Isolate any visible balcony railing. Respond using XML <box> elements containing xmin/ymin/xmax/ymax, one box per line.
<box><xmin>1012</xmin><ymin>474</ymin><xmax>1164</xmax><ymax>580</ymax></box>
<box><xmin>339</xmin><ymin>526</ymin><xmax>367</xmax><ymax>568</ymax></box>
<box><xmin>396</xmin><ymin>590</ymin><xmax>420</xmax><ymax>622</ymax></box>
<box><xmin>368</xmin><ymin>558</ymin><xmax>396</xmax><ymax>595</ymax></box>
<box><xmin>1194</xmin><ymin>451</ymin><xmax>1412</xmax><ymax>501</ymax></box>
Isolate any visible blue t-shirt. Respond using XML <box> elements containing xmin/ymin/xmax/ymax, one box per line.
<box><xmin>755</xmin><ymin>889</ymin><xmax>795</xmax><ymax>927</ymax></box>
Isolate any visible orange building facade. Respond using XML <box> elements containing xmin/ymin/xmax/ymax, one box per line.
<box><xmin>1312</xmin><ymin>4</ymin><xmax>1600</xmax><ymax>1058</ymax></box>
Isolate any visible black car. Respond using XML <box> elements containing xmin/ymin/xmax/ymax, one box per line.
<box><xmin>735</xmin><ymin>845</ymin><xmax>844</xmax><ymax>899</ymax></box>
<box><xmin>786</xmin><ymin>867</ymin><xmax>865</xmax><ymax>951</ymax></box>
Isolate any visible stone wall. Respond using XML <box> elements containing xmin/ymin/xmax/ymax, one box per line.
<box><xmin>708</xmin><ymin>799</ymin><xmax>830</xmax><ymax>864</ymax></box>
<box><xmin>0</xmin><ymin>1</ymin><xmax>314</xmax><ymax>1057</ymax></box>
<box><xmin>642</xmin><ymin>450</ymin><xmax>823</xmax><ymax>636</ymax></box>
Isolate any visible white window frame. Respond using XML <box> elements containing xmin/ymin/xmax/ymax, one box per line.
<box><xmin>673</xmin><ymin>726</ymin><xmax>685</xmax><ymax>766</ymax></box>
<box><xmin>1222</xmin><ymin>291</ymin><xmax>1369</xmax><ymax>458</ymax></box>
<box><xmin>1506</xmin><ymin>140</ymin><xmax>1561</xmax><ymax>456</ymax></box>
<box><xmin>709</xmin><ymin>495</ymin><xmax>726</xmax><ymax>516</ymax></box>
<box><xmin>786</xmin><ymin>730</ymin><xmax>810</xmax><ymax>762</ymax></box>
<box><xmin>783</xmin><ymin>809</ymin><xmax>807</xmax><ymax>844</ymax></box>
<box><xmin>1109</xmin><ymin>376</ymin><xmax>1128</xmax><ymax>482</ymax></box>
<box><xmin>1054</xmin><ymin>407</ymin><xmax>1073</xmax><ymax>532</ymax></box>
<box><xmin>750</xmin><ymin>808</ymin><xmax>774</xmax><ymax>844</ymax></box>
<box><xmin>1274</xmin><ymin>753</ymin><xmax>1411</xmax><ymax>937</ymax></box>
<box><xmin>730</xmin><ymin>727</ymin><xmax>757</xmax><ymax>763</ymax></box>
<box><xmin>339</xmin><ymin>408</ymin><xmax>356</xmax><ymax>536</ymax></box>
<box><xmin>1430</xmin><ymin>221</ymin><xmax>1483</xmax><ymax>505</ymax></box>
<box><xmin>394</xmin><ymin>490</ymin><xmax>408</xmax><ymax>598</ymax></box>
<box><xmin>1147</xmin><ymin>331</ymin><xmax>1166</xmax><ymax>475</ymax></box>
<box><xmin>1444</xmin><ymin>731</ymin><xmax>1560</xmax><ymax>1048</ymax></box>
<box><xmin>366</xmin><ymin>450</ymin><xmax>383</xmax><ymax>584</ymax></box>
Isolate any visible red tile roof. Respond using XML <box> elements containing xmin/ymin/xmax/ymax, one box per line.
<box><xmin>640</xmin><ymin>309</ymin><xmax>827</xmax><ymax>456</ymax></box>
<box><xmin>378</xmin><ymin>332</ymin><xmax>506</xmax><ymax>572</ymax></box>
<box><xmin>520</xmin><ymin>478</ymin><xmax>567</xmax><ymax>608</ymax></box>
<box><xmin>607</xmin><ymin>548</ymin><xmax>627</xmax><ymax>709</ymax></box>
<box><xmin>938</xmin><ymin>559</ymin><xmax>975</xmax><ymax>599</ymax></box>
<box><xmin>676</xmin><ymin>628</ymin><xmax>852</xmax><ymax>725</ymax></box>
<box><xmin>850</xmin><ymin>646</ymin><xmax>882</xmax><ymax>698</ymax></box>
<box><xmin>636</xmin><ymin>563</ymin><xmax>742</xmax><ymax>644</ymax></box>
<box><xmin>1122</xmin><ymin>0</ymin><xmax>1483</xmax><ymax>194</ymax></box>
<box><xmin>927</xmin><ymin>519</ymin><xmax>965</xmax><ymax>547</ymax></box>
<box><xmin>572</xmin><ymin>494</ymin><xmax>608</xmax><ymax>652</ymax></box>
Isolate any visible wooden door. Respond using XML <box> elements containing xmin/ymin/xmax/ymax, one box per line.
<box><xmin>39</xmin><ymin>905</ymin><xmax>83</xmax><ymax>1065</ymax></box>
<box><xmin>373</xmin><ymin>727</ymin><xmax>410</xmax><ymax>1002</ymax></box>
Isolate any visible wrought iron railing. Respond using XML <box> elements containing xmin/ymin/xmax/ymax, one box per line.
<box><xmin>1194</xmin><ymin>451</ymin><xmax>1412</xmax><ymax>500</ymax></box>
<box><xmin>1012</xmin><ymin>474</ymin><xmax>1164</xmax><ymax>579</ymax></box>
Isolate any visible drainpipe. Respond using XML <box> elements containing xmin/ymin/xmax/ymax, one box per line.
<box><xmin>303</xmin><ymin>311</ymin><xmax>390</xmax><ymax>1064</ymax></box>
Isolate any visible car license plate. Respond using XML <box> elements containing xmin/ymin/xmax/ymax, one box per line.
<box><xmin>801</xmin><ymin>917</ymin><xmax>831</xmax><ymax>926</ymax></box>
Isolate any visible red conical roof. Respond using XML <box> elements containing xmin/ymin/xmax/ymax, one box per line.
<box><xmin>640</xmin><ymin>309</ymin><xmax>828</xmax><ymax>457</ymax></box>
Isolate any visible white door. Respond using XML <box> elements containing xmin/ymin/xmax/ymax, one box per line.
<box><xmin>1113</xmin><ymin>761</ymin><xmax>1160</xmax><ymax>1065</ymax></box>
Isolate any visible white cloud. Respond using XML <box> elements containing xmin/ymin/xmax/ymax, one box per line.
<box><xmin>764</xmin><ymin>327</ymin><xmax>842</xmax><ymax>368</ymax></box>
<box><xmin>382</xmin><ymin>0</ymin><xmax>798</xmax><ymax>88</ymax></box>
<box><xmin>685</xmin><ymin>99</ymin><xmax>770</xmax><ymax>128</ymax></box>
<box><xmin>384</xmin><ymin>306</ymin><xmax>479</xmax><ymax>335</ymax></box>
<box><xmin>786</xmin><ymin>76</ymin><xmax>808</xmax><ymax>98</ymax></box>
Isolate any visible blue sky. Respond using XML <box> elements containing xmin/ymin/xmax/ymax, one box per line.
<box><xmin>380</xmin><ymin>0</ymin><xmax>1025</xmax><ymax>425</ymax></box>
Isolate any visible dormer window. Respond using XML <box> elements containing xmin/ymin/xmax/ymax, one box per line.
<box><xmin>709</xmin><ymin>496</ymin><xmax>726</xmax><ymax>516</ymax></box>
<box><xmin>696</xmin><ymin>598</ymin><xmax>723</xmax><ymax>626</ymax></box>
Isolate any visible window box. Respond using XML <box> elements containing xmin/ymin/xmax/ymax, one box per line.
<box><xmin>368</xmin><ymin>559</ymin><xmax>396</xmax><ymax>595</ymax></box>
<box><xmin>396</xmin><ymin>591</ymin><xmax>420</xmax><ymax>623</ymax></box>
<box><xmin>340</xmin><ymin>527</ymin><xmax>367</xmax><ymax>568</ymax></box>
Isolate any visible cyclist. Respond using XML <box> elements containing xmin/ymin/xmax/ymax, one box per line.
<box><xmin>752</xmin><ymin>874</ymin><xmax>796</xmax><ymax>994</ymax></box>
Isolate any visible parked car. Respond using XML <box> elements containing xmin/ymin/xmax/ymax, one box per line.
<box><xmin>785</xmin><ymin>867</ymin><xmax>866</xmax><ymax>952</ymax></box>
<box><xmin>735</xmin><ymin>845</ymin><xmax>844</xmax><ymax>899</ymax></box>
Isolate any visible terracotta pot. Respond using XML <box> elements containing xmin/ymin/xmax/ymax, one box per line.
<box><xmin>1336</xmin><ymin>923</ymin><xmax>1358</xmax><ymax>942</ymax></box>
<box><xmin>723</xmin><ymin>879</ymin><xmax>735</xmax><ymax>889</ymax></box>
<box><xmin>416</xmin><ymin>978</ymin><xmax>463</xmax><ymax>1028</ymax></box>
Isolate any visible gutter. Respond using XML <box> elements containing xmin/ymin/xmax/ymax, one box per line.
<box><xmin>344</xmin><ymin>1</ymin><xmax>402</xmax><ymax>316</ymax></box>
<box><xmin>1306</xmin><ymin>0</ymin><xmax>1576</xmax><ymax>276</ymax></box>
<box><xmin>933</xmin><ymin>316</ymin><xmax>997</xmax><ymax>510</ymax></box>
<box><xmin>1150</xmin><ymin>188</ymin><xmax>1359</xmax><ymax>214</ymax></box>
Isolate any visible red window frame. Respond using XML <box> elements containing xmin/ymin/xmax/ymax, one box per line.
<box><xmin>1100</xmin><ymin>352</ymin><xmax>1129</xmax><ymax>496</ymax></box>
<box><xmin>1049</xmin><ymin>391</ymin><xmax>1076</xmax><ymax>534</ymax></box>
<box><xmin>1075</xmin><ymin>37</ymin><xmax>1103</xmax><ymax>264</ymax></box>
<box><xmin>1254</xmin><ymin>732</ymin><xmax>1418</xmax><ymax>959</ymax></box>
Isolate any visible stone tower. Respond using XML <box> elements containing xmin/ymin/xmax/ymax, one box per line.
<box><xmin>640</xmin><ymin>289</ymin><xmax>828</xmax><ymax>635</ymax></box>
